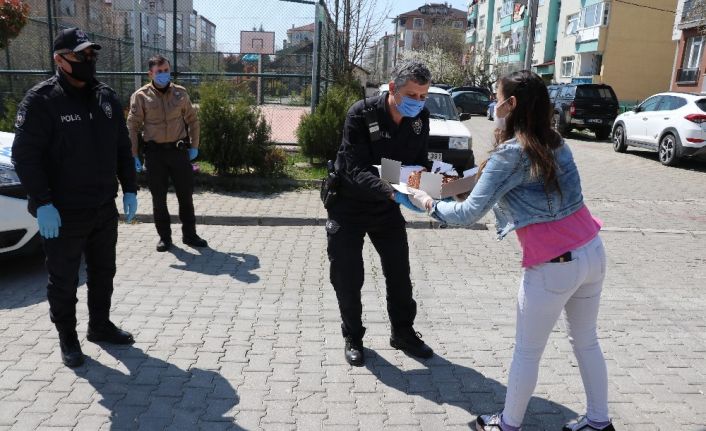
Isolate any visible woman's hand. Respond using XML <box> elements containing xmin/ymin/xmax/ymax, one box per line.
<box><xmin>409</xmin><ymin>188</ymin><xmax>434</xmax><ymax>212</ymax></box>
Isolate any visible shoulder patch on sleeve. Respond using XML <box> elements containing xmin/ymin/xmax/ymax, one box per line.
<box><xmin>15</xmin><ymin>109</ymin><xmax>26</xmax><ymax>128</ymax></box>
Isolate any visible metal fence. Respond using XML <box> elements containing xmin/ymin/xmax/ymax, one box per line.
<box><xmin>0</xmin><ymin>0</ymin><xmax>343</xmax><ymax>144</ymax></box>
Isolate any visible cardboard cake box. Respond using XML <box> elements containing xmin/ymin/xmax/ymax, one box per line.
<box><xmin>376</xmin><ymin>158</ymin><xmax>477</xmax><ymax>200</ymax></box>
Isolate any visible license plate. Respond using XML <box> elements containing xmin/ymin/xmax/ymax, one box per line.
<box><xmin>428</xmin><ymin>152</ymin><xmax>443</xmax><ymax>161</ymax></box>
<box><xmin>587</xmin><ymin>119</ymin><xmax>603</xmax><ymax>124</ymax></box>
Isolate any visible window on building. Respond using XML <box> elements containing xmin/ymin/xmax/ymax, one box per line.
<box><xmin>158</xmin><ymin>17</ymin><xmax>166</xmax><ymax>37</ymax></box>
<box><xmin>58</xmin><ymin>0</ymin><xmax>75</xmax><ymax>17</ymax></box>
<box><xmin>538</xmin><ymin>0</ymin><xmax>545</xmax><ymax>5</ymax></box>
<box><xmin>534</xmin><ymin>23</ymin><xmax>542</xmax><ymax>42</ymax></box>
<box><xmin>494</xmin><ymin>35</ymin><xmax>501</xmax><ymax>50</ymax></box>
<box><xmin>479</xmin><ymin>15</ymin><xmax>485</xmax><ymax>30</ymax></box>
<box><xmin>453</xmin><ymin>20</ymin><xmax>464</xmax><ymax>29</ymax></box>
<box><xmin>603</xmin><ymin>3</ymin><xmax>611</xmax><ymax>25</ymax></box>
<box><xmin>500</xmin><ymin>0</ymin><xmax>514</xmax><ymax>18</ymax></box>
<box><xmin>683</xmin><ymin>36</ymin><xmax>704</xmax><ymax>69</ymax></box>
<box><xmin>413</xmin><ymin>18</ymin><xmax>424</xmax><ymax>29</ymax></box>
<box><xmin>580</xmin><ymin>3</ymin><xmax>603</xmax><ymax>28</ymax></box>
<box><xmin>497</xmin><ymin>8</ymin><xmax>502</xmax><ymax>21</ymax></box>
<box><xmin>561</xmin><ymin>56</ymin><xmax>575</xmax><ymax>77</ymax></box>
<box><xmin>176</xmin><ymin>15</ymin><xmax>183</xmax><ymax>35</ymax></box>
<box><xmin>566</xmin><ymin>13</ymin><xmax>579</xmax><ymax>35</ymax></box>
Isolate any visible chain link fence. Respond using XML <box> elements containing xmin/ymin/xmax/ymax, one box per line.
<box><xmin>0</xmin><ymin>0</ymin><xmax>343</xmax><ymax>144</ymax></box>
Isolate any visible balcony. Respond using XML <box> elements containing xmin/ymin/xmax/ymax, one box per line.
<box><xmin>680</xmin><ymin>0</ymin><xmax>706</xmax><ymax>29</ymax></box>
<box><xmin>677</xmin><ymin>68</ymin><xmax>700</xmax><ymax>84</ymax></box>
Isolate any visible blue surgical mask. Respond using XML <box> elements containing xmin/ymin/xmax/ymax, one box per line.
<box><xmin>154</xmin><ymin>71</ymin><xmax>171</xmax><ymax>87</ymax></box>
<box><xmin>395</xmin><ymin>94</ymin><xmax>425</xmax><ymax>118</ymax></box>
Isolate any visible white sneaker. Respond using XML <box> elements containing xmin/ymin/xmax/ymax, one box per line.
<box><xmin>563</xmin><ymin>416</ymin><xmax>615</xmax><ymax>431</ymax></box>
<box><xmin>476</xmin><ymin>413</ymin><xmax>519</xmax><ymax>431</ymax></box>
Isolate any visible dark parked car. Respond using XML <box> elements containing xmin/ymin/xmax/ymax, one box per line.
<box><xmin>550</xmin><ymin>83</ymin><xmax>619</xmax><ymax>140</ymax></box>
<box><xmin>450</xmin><ymin>86</ymin><xmax>492</xmax><ymax>98</ymax></box>
<box><xmin>452</xmin><ymin>91</ymin><xmax>492</xmax><ymax>116</ymax></box>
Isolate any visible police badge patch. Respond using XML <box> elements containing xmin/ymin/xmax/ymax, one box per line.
<box><xmin>15</xmin><ymin>110</ymin><xmax>26</xmax><ymax>128</ymax></box>
<box><xmin>102</xmin><ymin>102</ymin><xmax>113</xmax><ymax>119</ymax></box>
<box><xmin>412</xmin><ymin>118</ymin><xmax>422</xmax><ymax>135</ymax></box>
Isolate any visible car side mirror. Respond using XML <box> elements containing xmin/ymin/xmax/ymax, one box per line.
<box><xmin>633</xmin><ymin>106</ymin><xmax>642</xmax><ymax>113</ymax></box>
<box><xmin>459</xmin><ymin>113</ymin><xmax>471</xmax><ymax>121</ymax></box>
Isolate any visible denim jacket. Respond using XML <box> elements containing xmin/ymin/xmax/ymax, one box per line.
<box><xmin>431</xmin><ymin>138</ymin><xmax>584</xmax><ymax>239</ymax></box>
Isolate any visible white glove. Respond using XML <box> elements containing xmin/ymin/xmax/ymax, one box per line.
<box><xmin>409</xmin><ymin>188</ymin><xmax>434</xmax><ymax>212</ymax></box>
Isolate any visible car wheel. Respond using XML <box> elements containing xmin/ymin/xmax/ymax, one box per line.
<box><xmin>594</xmin><ymin>127</ymin><xmax>611</xmax><ymax>141</ymax></box>
<box><xmin>612</xmin><ymin>125</ymin><xmax>627</xmax><ymax>153</ymax></box>
<box><xmin>553</xmin><ymin>113</ymin><xmax>568</xmax><ymax>136</ymax></box>
<box><xmin>658</xmin><ymin>133</ymin><xmax>681</xmax><ymax>166</ymax></box>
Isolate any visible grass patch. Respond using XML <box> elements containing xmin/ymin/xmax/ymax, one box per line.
<box><xmin>191</xmin><ymin>149</ymin><xmax>326</xmax><ymax>181</ymax></box>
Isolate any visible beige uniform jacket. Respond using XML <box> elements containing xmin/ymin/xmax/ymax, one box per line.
<box><xmin>127</xmin><ymin>82</ymin><xmax>199</xmax><ymax>152</ymax></box>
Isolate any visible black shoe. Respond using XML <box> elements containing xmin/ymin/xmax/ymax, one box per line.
<box><xmin>87</xmin><ymin>321</ymin><xmax>135</xmax><ymax>345</ymax></box>
<box><xmin>344</xmin><ymin>336</ymin><xmax>365</xmax><ymax>366</ymax></box>
<box><xmin>156</xmin><ymin>238</ymin><xmax>172</xmax><ymax>252</ymax></box>
<box><xmin>58</xmin><ymin>331</ymin><xmax>85</xmax><ymax>368</ymax></box>
<box><xmin>390</xmin><ymin>328</ymin><xmax>434</xmax><ymax>359</ymax></box>
<box><xmin>183</xmin><ymin>234</ymin><xmax>208</xmax><ymax>248</ymax></box>
<box><xmin>563</xmin><ymin>416</ymin><xmax>615</xmax><ymax>431</ymax></box>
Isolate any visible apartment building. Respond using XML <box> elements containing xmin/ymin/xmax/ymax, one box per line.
<box><xmin>671</xmin><ymin>0</ymin><xmax>706</xmax><ymax>93</ymax></box>
<box><xmin>467</xmin><ymin>0</ymin><xmax>678</xmax><ymax>103</ymax></box>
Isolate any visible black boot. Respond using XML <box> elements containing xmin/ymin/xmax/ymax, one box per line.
<box><xmin>183</xmin><ymin>234</ymin><xmax>207</xmax><ymax>248</ymax></box>
<box><xmin>58</xmin><ymin>330</ymin><xmax>84</xmax><ymax>368</ymax></box>
<box><xmin>87</xmin><ymin>321</ymin><xmax>135</xmax><ymax>345</ymax></box>
<box><xmin>390</xmin><ymin>328</ymin><xmax>434</xmax><ymax>359</ymax></box>
<box><xmin>156</xmin><ymin>238</ymin><xmax>172</xmax><ymax>252</ymax></box>
<box><xmin>344</xmin><ymin>336</ymin><xmax>365</xmax><ymax>366</ymax></box>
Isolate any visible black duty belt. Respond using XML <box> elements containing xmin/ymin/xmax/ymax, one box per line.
<box><xmin>145</xmin><ymin>138</ymin><xmax>189</xmax><ymax>150</ymax></box>
<box><xmin>549</xmin><ymin>251</ymin><xmax>572</xmax><ymax>263</ymax></box>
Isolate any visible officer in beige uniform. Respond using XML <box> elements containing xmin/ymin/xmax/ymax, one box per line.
<box><xmin>127</xmin><ymin>54</ymin><xmax>207</xmax><ymax>252</ymax></box>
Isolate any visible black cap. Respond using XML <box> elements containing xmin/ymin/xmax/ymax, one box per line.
<box><xmin>53</xmin><ymin>27</ymin><xmax>101</xmax><ymax>53</ymax></box>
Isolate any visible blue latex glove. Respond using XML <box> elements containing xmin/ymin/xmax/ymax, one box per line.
<box><xmin>188</xmin><ymin>148</ymin><xmax>198</xmax><ymax>161</ymax></box>
<box><xmin>394</xmin><ymin>191</ymin><xmax>424</xmax><ymax>213</ymax></box>
<box><xmin>123</xmin><ymin>193</ymin><xmax>138</xmax><ymax>223</ymax></box>
<box><xmin>134</xmin><ymin>156</ymin><xmax>143</xmax><ymax>172</ymax></box>
<box><xmin>36</xmin><ymin>204</ymin><xmax>61</xmax><ymax>239</ymax></box>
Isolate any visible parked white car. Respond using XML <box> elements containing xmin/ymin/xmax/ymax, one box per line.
<box><xmin>612</xmin><ymin>92</ymin><xmax>706</xmax><ymax>166</ymax></box>
<box><xmin>0</xmin><ymin>131</ymin><xmax>41</xmax><ymax>259</ymax></box>
<box><xmin>378</xmin><ymin>84</ymin><xmax>475</xmax><ymax>169</ymax></box>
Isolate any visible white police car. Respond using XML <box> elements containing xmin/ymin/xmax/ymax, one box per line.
<box><xmin>0</xmin><ymin>131</ymin><xmax>41</xmax><ymax>259</ymax></box>
<box><xmin>379</xmin><ymin>84</ymin><xmax>475</xmax><ymax>169</ymax></box>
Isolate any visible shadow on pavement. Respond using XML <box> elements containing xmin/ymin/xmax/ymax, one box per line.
<box><xmin>168</xmin><ymin>246</ymin><xmax>260</xmax><ymax>284</ymax></box>
<box><xmin>627</xmin><ymin>150</ymin><xmax>706</xmax><ymax>173</ymax></box>
<box><xmin>0</xmin><ymin>252</ymin><xmax>47</xmax><ymax>310</ymax></box>
<box><xmin>366</xmin><ymin>352</ymin><xmax>577</xmax><ymax>429</ymax></box>
<box><xmin>73</xmin><ymin>344</ymin><xmax>245</xmax><ymax>430</ymax></box>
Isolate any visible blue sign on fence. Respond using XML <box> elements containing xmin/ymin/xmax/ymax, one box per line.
<box><xmin>242</xmin><ymin>54</ymin><xmax>260</xmax><ymax>62</ymax></box>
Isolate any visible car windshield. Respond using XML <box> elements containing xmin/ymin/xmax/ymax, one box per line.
<box><xmin>425</xmin><ymin>93</ymin><xmax>459</xmax><ymax>120</ymax></box>
<box><xmin>576</xmin><ymin>86</ymin><xmax>616</xmax><ymax>100</ymax></box>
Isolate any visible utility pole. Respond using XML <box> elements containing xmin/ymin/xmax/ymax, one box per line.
<box><xmin>133</xmin><ymin>0</ymin><xmax>142</xmax><ymax>90</ymax></box>
<box><xmin>523</xmin><ymin>0</ymin><xmax>539</xmax><ymax>71</ymax></box>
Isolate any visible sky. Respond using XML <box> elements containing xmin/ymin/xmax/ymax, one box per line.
<box><xmin>192</xmin><ymin>0</ymin><xmax>468</xmax><ymax>53</ymax></box>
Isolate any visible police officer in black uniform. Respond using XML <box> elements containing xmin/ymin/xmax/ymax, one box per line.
<box><xmin>327</xmin><ymin>60</ymin><xmax>435</xmax><ymax>366</ymax></box>
<box><xmin>12</xmin><ymin>28</ymin><xmax>138</xmax><ymax>368</ymax></box>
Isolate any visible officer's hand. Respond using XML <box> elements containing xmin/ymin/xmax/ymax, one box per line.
<box><xmin>123</xmin><ymin>193</ymin><xmax>138</xmax><ymax>223</ymax></box>
<box><xmin>134</xmin><ymin>156</ymin><xmax>143</xmax><ymax>173</ymax></box>
<box><xmin>394</xmin><ymin>191</ymin><xmax>424</xmax><ymax>213</ymax></box>
<box><xmin>188</xmin><ymin>148</ymin><xmax>198</xmax><ymax>161</ymax></box>
<box><xmin>37</xmin><ymin>204</ymin><xmax>61</xmax><ymax>239</ymax></box>
<box><xmin>409</xmin><ymin>188</ymin><xmax>434</xmax><ymax>212</ymax></box>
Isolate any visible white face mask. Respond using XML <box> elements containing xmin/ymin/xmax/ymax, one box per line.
<box><xmin>493</xmin><ymin>99</ymin><xmax>510</xmax><ymax>130</ymax></box>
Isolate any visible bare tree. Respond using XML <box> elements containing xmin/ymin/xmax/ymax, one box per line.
<box><xmin>325</xmin><ymin>0</ymin><xmax>390</xmax><ymax>72</ymax></box>
<box><xmin>421</xmin><ymin>25</ymin><xmax>465</xmax><ymax>60</ymax></box>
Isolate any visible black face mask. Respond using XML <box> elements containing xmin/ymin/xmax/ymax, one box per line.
<box><xmin>61</xmin><ymin>55</ymin><xmax>96</xmax><ymax>83</ymax></box>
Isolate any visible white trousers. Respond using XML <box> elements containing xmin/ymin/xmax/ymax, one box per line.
<box><xmin>502</xmin><ymin>235</ymin><xmax>610</xmax><ymax>427</ymax></box>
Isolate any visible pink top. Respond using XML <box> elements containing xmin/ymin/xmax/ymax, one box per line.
<box><xmin>515</xmin><ymin>205</ymin><xmax>602</xmax><ymax>268</ymax></box>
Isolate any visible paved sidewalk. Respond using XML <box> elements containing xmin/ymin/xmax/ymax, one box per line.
<box><xmin>1</xmin><ymin>118</ymin><xmax>705</xmax><ymax>430</ymax></box>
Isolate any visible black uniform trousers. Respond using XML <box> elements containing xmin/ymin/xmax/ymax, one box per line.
<box><xmin>42</xmin><ymin>201</ymin><xmax>118</xmax><ymax>334</ymax></box>
<box><xmin>144</xmin><ymin>146</ymin><xmax>197</xmax><ymax>240</ymax></box>
<box><xmin>326</xmin><ymin>207</ymin><xmax>417</xmax><ymax>340</ymax></box>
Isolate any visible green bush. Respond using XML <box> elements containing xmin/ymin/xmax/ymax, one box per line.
<box><xmin>198</xmin><ymin>81</ymin><xmax>278</xmax><ymax>176</ymax></box>
<box><xmin>0</xmin><ymin>98</ymin><xmax>17</xmax><ymax>132</ymax></box>
<box><xmin>296</xmin><ymin>81</ymin><xmax>360</xmax><ymax>161</ymax></box>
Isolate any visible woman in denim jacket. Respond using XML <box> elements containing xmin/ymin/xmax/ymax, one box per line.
<box><xmin>410</xmin><ymin>71</ymin><xmax>614</xmax><ymax>431</ymax></box>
